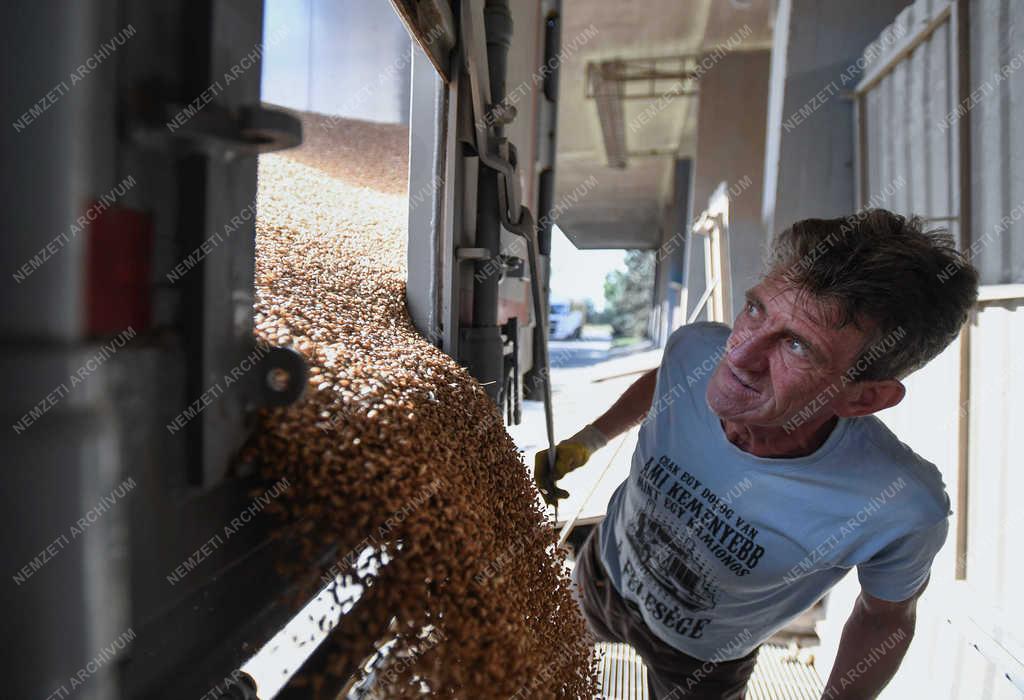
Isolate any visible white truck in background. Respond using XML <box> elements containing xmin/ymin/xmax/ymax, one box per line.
<box><xmin>549</xmin><ymin>298</ymin><xmax>585</xmax><ymax>340</ymax></box>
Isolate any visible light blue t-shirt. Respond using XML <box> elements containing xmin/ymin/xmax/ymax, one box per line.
<box><xmin>598</xmin><ymin>322</ymin><xmax>950</xmax><ymax>661</ymax></box>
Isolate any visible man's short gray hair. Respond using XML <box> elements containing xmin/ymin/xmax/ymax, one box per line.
<box><xmin>765</xmin><ymin>209</ymin><xmax>979</xmax><ymax>380</ymax></box>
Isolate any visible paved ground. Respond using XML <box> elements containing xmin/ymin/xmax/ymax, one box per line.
<box><xmin>506</xmin><ymin>332</ymin><xmax>664</xmax><ymax>526</ymax></box>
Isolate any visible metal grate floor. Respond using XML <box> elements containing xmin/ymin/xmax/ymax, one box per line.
<box><xmin>745</xmin><ymin>644</ymin><xmax>824</xmax><ymax>700</ymax></box>
<box><xmin>596</xmin><ymin>642</ymin><xmax>649</xmax><ymax>699</ymax></box>
<box><xmin>595</xmin><ymin>642</ymin><xmax>823</xmax><ymax>700</ymax></box>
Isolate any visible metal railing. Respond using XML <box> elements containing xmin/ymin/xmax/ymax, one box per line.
<box><xmin>683</xmin><ymin>181</ymin><xmax>734</xmax><ymax>325</ymax></box>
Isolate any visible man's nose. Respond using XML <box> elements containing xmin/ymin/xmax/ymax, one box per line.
<box><xmin>727</xmin><ymin>327</ymin><xmax>770</xmax><ymax>372</ymax></box>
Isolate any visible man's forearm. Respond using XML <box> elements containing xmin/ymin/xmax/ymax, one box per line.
<box><xmin>592</xmin><ymin>369</ymin><xmax>657</xmax><ymax>441</ymax></box>
<box><xmin>820</xmin><ymin>599</ymin><xmax>915</xmax><ymax>699</ymax></box>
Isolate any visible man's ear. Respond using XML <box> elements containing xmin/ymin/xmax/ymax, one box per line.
<box><xmin>835</xmin><ymin>379</ymin><xmax>906</xmax><ymax>417</ymax></box>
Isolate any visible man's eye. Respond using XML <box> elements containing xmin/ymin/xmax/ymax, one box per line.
<box><xmin>746</xmin><ymin>302</ymin><xmax>760</xmax><ymax>317</ymax></box>
<box><xmin>786</xmin><ymin>337</ymin><xmax>808</xmax><ymax>356</ymax></box>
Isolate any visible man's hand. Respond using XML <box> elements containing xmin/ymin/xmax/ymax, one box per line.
<box><xmin>533</xmin><ymin>424</ymin><xmax>608</xmax><ymax>505</ymax></box>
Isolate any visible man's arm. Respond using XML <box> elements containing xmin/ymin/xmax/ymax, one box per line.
<box><xmin>534</xmin><ymin>367</ymin><xmax>658</xmax><ymax>504</ymax></box>
<box><xmin>592</xmin><ymin>368</ymin><xmax>658</xmax><ymax>440</ymax></box>
<box><xmin>819</xmin><ymin>582</ymin><xmax>926</xmax><ymax>700</ymax></box>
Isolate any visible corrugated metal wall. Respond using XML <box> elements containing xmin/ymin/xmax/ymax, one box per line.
<box><xmin>855</xmin><ymin>0</ymin><xmax>959</xmax><ymax>237</ymax></box>
<box><xmin>855</xmin><ymin>0</ymin><xmax>1024</xmax><ymax>282</ymax></box>
<box><xmin>815</xmin><ymin>1</ymin><xmax>1024</xmax><ymax>697</ymax></box>
<box><xmin>968</xmin><ymin>0</ymin><xmax>1024</xmax><ymax>284</ymax></box>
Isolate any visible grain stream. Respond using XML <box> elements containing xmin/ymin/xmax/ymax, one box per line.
<box><xmin>248</xmin><ymin>110</ymin><xmax>597</xmax><ymax>698</ymax></box>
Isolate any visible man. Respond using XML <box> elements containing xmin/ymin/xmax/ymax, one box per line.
<box><xmin>536</xmin><ymin>210</ymin><xmax>979</xmax><ymax>699</ymax></box>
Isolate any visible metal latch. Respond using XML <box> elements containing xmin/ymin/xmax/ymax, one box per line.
<box><xmin>132</xmin><ymin>103</ymin><xmax>302</xmax><ymax>162</ymax></box>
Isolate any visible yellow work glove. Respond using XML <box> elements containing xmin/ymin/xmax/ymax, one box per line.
<box><xmin>533</xmin><ymin>424</ymin><xmax>608</xmax><ymax>505</ymax></box>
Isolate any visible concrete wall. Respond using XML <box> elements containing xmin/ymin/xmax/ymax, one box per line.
<box><xmin>687</xmin><ymin>49</ymin><xmax>771</xmax><ymax>322</ymax></box>
<box><xmin>762</xmin><ymin>0</ymin><xmax>910</xmax><ymax>237</ymax></box>
<box><xmin>650</xmin><ymin>159</ymin><xmax>692</xmax><ymax>345</ymax></box>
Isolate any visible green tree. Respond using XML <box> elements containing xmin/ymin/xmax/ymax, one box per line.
<box><xmin>584</xmin><ymin>298</ymin><xmax>609</xmax><ymax>325</ymax></box>
<box><xmin>603</xmin><ymin>250</ymin><xmax>655</xmax><ymax>338</ymax></box>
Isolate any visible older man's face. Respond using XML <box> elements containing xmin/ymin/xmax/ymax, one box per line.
<box><xmin>706</xmin><ymin>276</ymin><xmax>872</xmax><ymax>427</ymax></box>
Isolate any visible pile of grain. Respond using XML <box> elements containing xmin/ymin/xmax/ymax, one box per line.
<box><xmin>250</xmin><ymin>110</ymin><xmax>597</xmax><ymax>698</ymax></box>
